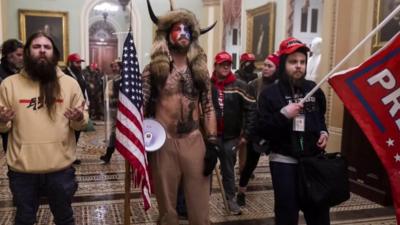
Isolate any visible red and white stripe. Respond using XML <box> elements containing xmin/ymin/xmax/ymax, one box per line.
<box><xmin>116</xmin><ymin>92</ymin><xmax>152</xmax><ymax>210</ymax></box>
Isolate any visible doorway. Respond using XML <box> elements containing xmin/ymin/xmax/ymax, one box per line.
<box><xmin>89</xmin><ymin>20</ymin><xmax>118</xmax><ymax>75</ymax></box>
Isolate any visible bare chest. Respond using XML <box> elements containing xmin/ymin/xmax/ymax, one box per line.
<box><xmin>161</xmin><ymin>70</ymin><xmax>199</xmax><ymax>99</ymax></box>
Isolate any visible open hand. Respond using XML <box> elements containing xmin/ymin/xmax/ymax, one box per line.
<box><xmin>0</xmin><ymin>106</ymin><xmax>15</xmax><ymax>123</ymax></box>
<box><xmin>64</xmin><ymin>101</ymin><xmax>85</xmax><ymax>122</ymax></box>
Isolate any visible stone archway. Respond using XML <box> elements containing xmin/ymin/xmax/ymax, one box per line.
<box><xmin>80</xmin><ymin>0</ymin><xmax>142</xmax><ymax>67</ymax></box>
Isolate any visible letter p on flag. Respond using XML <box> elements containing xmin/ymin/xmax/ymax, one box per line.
<box><xmin>329</xmin><ymin>32</ymin><xmax>400</xmax><ymax>224</ymax></box>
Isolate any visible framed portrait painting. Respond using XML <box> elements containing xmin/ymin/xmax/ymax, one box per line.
<box><xmin>372</xmin><ymin>0</ymin><xmax>400</xmax><ymax>52</ymax></box>
<box><xmin>19</xmin><ymin>9</ymin><xmax>69</xmax><ymax>65</ymax></box>
<box><xmin>246</xmin><ymin>2</ymin><xmax>276</xmax><ymax>68</ymax></box>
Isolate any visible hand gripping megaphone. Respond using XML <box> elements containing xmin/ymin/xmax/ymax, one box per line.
<box><xmin>143</xmin><ymin>118</ymin><xmax>166</xmax><ymax>152</ymax></box>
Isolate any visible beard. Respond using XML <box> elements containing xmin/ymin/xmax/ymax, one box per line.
<box><xmin>70</xmin><ymin>64</ymin><xmax>82</xmax><ymax>75</ymax></box>
<box><xmin>24</xmin><ymin>55</ymin><xmax>60</xmax><ymax>118</ymax></box>
<box><xmin>290</xmin><ymin>76</ymin><xmax>305</xmax><ymax>89</ymax></box>
<box><xmin>25</xmin><ymin>55</ymin><xmax>58</xmax><ymax>83</ymax></box>
<box><xmin>168</xmin><ymin>39</ymin><xmax>190</xmax><ymax>54</ymax></box>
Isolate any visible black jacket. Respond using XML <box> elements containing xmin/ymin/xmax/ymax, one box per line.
<box><xmin>0</xmin><ymin>58</ymin><xmax>18</xmax><ymax>83</ymax></box>
<box><xmin>235</xmin><ymin>69</ymin><xmax>258</xmax><ymax>84</ymax></box>
<box><xmin>211</xmin><ymin>78</ymin><xmax>256</xmax><ymax>140</ymax></box>
<box><xmin>63</xmin><ymin>67</ymin><xmax>88</xmax><ymax>100</ymax></box>
<box><xmin>257</xmin><ymin>79</ymin><xmax>327</xmax><ymax>157</ymax></box>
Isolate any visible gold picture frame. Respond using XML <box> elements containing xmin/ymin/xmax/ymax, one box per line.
<box><xmin>372</xmin><ymin>0</ymin><xmax>400</xmax><ymax>52</ymax></box>
<box><xmin>246</xmin><ymin>2</ymin><xmax>276</xmax><ymax>68</ymax></box>
<box><xmin>19</xmin><ymin>9</ymin><xmax>69</xmax><ymax>65</ymax></box>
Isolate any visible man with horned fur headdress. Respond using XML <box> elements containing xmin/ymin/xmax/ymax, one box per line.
<box><xmin>142</xmin><ymin>0</ymin><xmax>218</xmax><ymax>224</ymax></box>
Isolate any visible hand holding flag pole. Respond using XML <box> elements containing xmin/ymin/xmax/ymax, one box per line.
<box><xmin>299</xmin><ymin>4</ymin><xmax>400</xmax><ymax>104</ymax></box>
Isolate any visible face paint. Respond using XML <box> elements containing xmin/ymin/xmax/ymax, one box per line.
<box><xmin>170</xmin><ymin>23</ymin><xmax>191</xmax><ymax>44</ymax></box>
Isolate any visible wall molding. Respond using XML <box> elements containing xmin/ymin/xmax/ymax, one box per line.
<box><xmin>328</xmin><ymin>126</ymin><xmax>342</xmax><ymax>135</ymax></box>
<box><xmin>326</xmin><ymin>0</ymin><xmax>338</xmax><ymax>128</ymax></box>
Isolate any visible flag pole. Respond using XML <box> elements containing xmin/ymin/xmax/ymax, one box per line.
<box><xmin>300</xmin><ymin>5</ymin><xmax>400</xmax><ymax>104</ymax></box>
<box><xmin>124</xmin><ymin>160</ymin><xmax>132</xmax><ymax>225</ymax></box>
<box><xmin>123</xmin><ymin>3</ymin><xmax>134</xmax><ymax>225</ymax></box>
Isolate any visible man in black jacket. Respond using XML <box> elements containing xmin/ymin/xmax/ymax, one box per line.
<box><xmin>63</xmin><ymin>53</ymin><xmax>88</xmax><ymax>165</ymax></box>
<box><xmin>235</xmin><ymin>53</ymin><xmax>258</xmax><ymax>83</ymax></box>
<box><xmin>0</xmin><ymin>39</ymin><xmax>24</xmax><ymax>81</ymax></box>
<box><xmin>234</xmin><ymin>52</ymin><xmax>258</xmax><ymax>175</ymax></box>
<box><xmin>257</xmin><ymin>37</ymin><xmax>329</xmax><ymax>225</ymax></box>
<box><xmin>0</xmin><ymin>39</ymin><xmax>24</xmax><ymax>152</ymax></box>
<box><xmin>237</xmin><ymin>53</ymin><xmax>280</xmax><ymax>206</ymax></box>
<box><xmin>211</xmin><ymin>51</ymin><xmax>256</xmax><ymax>215</ymax></box>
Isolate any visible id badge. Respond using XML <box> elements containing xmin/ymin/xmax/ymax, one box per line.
<box><xmin>293</xmin><ymin>114</ymin><xmax>305</xmax><ymax>132</ymax></box>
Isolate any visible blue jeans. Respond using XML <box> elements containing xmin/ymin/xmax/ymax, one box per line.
<box><xmin>8</xmin><ymin>167</ymin><xmax>78</xmax><ymax>225</ymax></box>
<box><xmin>270</xmin><ymin>161</ymin><xmax>330</xmax><ymax>225</ymax></box>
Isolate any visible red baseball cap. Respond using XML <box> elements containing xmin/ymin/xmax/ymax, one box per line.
<box><xmin>214</xmin><ymin>51</ymin><xmax>232</xmax><ymax>64</ymax></box>
<box><xmin>240</xmin><ymin>53</ymin><xmax>256</xmax><ymax>62</ymax></box>
<box><xmin>67</xmin><ymin>53</ymin><xmax>85</xmax><ymax>63</ymax></box>
<box><xmin>278</xmin><ymin>37</ymin><xmax>309</xmax><ymax>55</ymax></box>
<box><xmin>90</xmin><ymin>63</ymin><xmax>98</xmax><ymax>70</ymax></box>
<box><xmin>266</xmin><ymin>53</ymin><xmax>280</xmax><ymax>67</ymax></box>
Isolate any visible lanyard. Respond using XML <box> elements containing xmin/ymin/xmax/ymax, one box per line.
<box><xmin>299</xmin><ymin>135</ymin><xmax>304</xmax><ymax>152</ymax></box>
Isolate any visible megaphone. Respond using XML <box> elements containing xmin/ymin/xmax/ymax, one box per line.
<box><xmin>143</xmin><ymin>118</ymin><xmax>166</xmax><ymax>152</ymax></box>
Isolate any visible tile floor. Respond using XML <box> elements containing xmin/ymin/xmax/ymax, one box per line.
<box><xmin>0</xmin><ymin>122</ymin><xmax>396</xmax><ymax>225</ymax></box>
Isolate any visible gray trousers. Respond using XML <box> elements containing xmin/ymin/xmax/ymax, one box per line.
<box><xmin>217</xmin><ymin>137</ymin><xmax>239</xmax><ymax>200</ymax></box>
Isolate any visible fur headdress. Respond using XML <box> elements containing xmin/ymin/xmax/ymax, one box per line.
<box><xmin>146</xmin><ymin>0</ymin><xmax>216</xmax><ymax>91</ymax></box>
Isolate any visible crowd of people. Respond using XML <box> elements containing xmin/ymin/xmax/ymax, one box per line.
<box><xmin>0</xmin><ymin>3</ymin><xmax>331</xmax><ymax>225</ymax></box>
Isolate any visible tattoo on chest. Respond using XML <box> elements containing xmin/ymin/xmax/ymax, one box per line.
<box><xmin>176</xmin><ymin>101</ymin><xmax>198</xmax><ymax>134</ymax></box>
<box><xmin>180</xmin><ymin>73</ymin><xmax>199</xmax><ymax>99</ymax></box>
<box><xmin>163</xmin><ymin>71</ymin><xmax>199</xmax><ymax>99</ymax></box>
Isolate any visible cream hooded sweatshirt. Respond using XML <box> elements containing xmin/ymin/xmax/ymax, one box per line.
<box><xmin>0</xmin><ymin>68</ymin><xmax>88</xmax><ymax>173</ymax></box>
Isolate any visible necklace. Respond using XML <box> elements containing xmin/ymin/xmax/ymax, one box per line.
<box><xmin>173</xmin><ymin>63</ymin><xmax>188</xmax><ymax>74</ymax></box>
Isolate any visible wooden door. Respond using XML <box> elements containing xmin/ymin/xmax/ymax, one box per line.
<box><xmin>89</xmin><ymin>41</ymin><xmax>117</xmax><ymax>75</ymax></box>
<box><xmin>342</xmin><ymin>109</ymin><xmax>392</xmax><ymax>205</ymax></box>
<box><xmin>88</xmin><ymin>20</ymin><xmax>118</xmax><ymax>75</ymax></box>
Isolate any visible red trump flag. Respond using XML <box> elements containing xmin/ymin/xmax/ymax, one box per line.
<box><xmin>329</xmin><ymin>32</ymin><xmax>400</xmax><ymax>223</ymax></box>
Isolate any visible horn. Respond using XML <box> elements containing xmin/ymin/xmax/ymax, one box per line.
<box><xmin>169</xmin><ymin>0</ymin><xmax>176</xmax><ymax>11</ymax></box>
<box><xmin>200</xmin><ymin>21</ymin><xmax>217</xmax><ymax>35</ymax></box>
<box><xmin>146</xmin><ymin>0</ymin><xmax>159</xmax><ymax>25</ymax></box>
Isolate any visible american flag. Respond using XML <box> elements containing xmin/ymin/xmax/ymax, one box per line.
<box><xmin>115</xmin><ymin>32</ymin><xmax>152</xmax><ymax>210</ymax></box>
